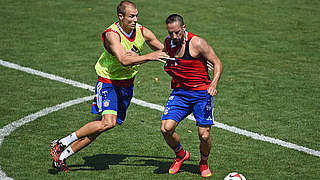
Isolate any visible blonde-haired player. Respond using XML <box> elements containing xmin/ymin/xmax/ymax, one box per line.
<box><xmin>50</xmin><ymin>0</ymin><xmax>168</xmax><ymax>172</ymax></box>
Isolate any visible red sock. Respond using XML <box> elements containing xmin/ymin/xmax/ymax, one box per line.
<box><xmin>200</xmin><ymin>151</ymin><xmax>209</xmax><ymax>164</ymax></box>
<box><xmin>200</xmin><ymin>159</ymin><xmax>208</xmax><ymax>165</ymax></box>
<box><xmin>176</xmin><ymin>147</ymin><xmax>186</xmax><ymax>159</ymax></box>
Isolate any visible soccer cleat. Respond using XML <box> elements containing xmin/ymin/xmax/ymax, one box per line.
<box><xmin>50</xmin><ymin>140</ymin><xmax>66</xmax><ymax>162</ymax></box>
<box><xmin>169</xmin><ymin>150</ymin><xmax>190</xmax><ymax>174</ymax></box>
<box><xmin>200</xmin><ymin>160</ymin><xmax>212</xmax><ymax>177</ymax></box>
<box><xmin>52</xmin><ymin>159</ymin><xmax>71</xmax><ymax>172</ymax></box>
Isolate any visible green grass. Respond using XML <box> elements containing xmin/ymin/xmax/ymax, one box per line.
<box><xmin>0</xmin><ymin>0</ymin><xmax>319</xmax><ymax>179</ymax></box>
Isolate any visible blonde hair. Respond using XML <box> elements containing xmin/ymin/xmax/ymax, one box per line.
<box><xmin>117</xmin><ymin>1</ymin><xmax>136</xmax><ymax>15</ymax></box>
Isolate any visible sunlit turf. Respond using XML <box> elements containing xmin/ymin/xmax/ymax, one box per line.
<box><xmin>0</xmin><ymin>0</ymin><xmax>319</xmax><ymax>179</ymax></box>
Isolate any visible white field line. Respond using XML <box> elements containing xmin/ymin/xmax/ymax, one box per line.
<box><xmin>132</xmin><ymin>98</ymin><xmax>320</xmax><ymax>158</ymax></box>
<box><xmin>0</xmin><ymin>59</ymin><xmax>94</xmax><ymax>92</ymax></box>
<box><xmin>0</xmin><ymin>59</ymin><xmax>319</xmax><ymax>158</ymax></box>
<box><xmin>0</xmin><ymin>59</ymin><xmax>319</xmax><ymax>179</ymax></box>
<box><xmin>0</xmin><ymin>95</ymin><xmax>94</xmax><ymax>180</ymax></box>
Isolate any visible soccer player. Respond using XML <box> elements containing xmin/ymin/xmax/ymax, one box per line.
<box><xmin>160</xmin><ymin>14</ymin><xmax>222</xmax><ymax>177</ymax></box>
<box><xmin>50</xmin><ymin>0</ymin><xmax>169</xmax><ymax>172</ymax></box>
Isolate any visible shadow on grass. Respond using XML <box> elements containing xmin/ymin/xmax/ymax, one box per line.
<box><xmin>48</xmin><ymin>153</ymin><xmax>199</xmax><ymax>175</ymax></box>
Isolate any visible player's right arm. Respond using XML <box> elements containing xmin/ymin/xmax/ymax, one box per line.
<box><xmin>105</xmin><ymin>31</ymin><xmax>169</xmax><ymax>66</ymax></box>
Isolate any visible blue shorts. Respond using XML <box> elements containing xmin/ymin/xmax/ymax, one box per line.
<box><xmin>91</xmin><ymin>81</ymin><xmax>133</xmax><ymax>125</ymax></box>
<box><xmin>161</xmin><ymin>88</ymin><xmax>214</xmax><ymax>126</ymax></box>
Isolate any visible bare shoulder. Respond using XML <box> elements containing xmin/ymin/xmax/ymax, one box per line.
<box><xmin>105</xmin><ymin>30</ymin><xmax>121</xmax><ymax>44</ymax></box>
<box><xmin>190</xmin><ymin>36</ymin><xmax>209</xmax><ymax>49</ymax></box>
<box><xmin>143</xmin><ymin>26</ymin><xmax>152</xmax><ymax>34</ymax></box>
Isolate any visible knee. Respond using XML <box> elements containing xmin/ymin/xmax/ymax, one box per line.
<box><xmin>88</xmin><ymin>133</ymin><xmax>100</xmax><ymax>141</ymax></box>
<box><xmin>199</xmin><ymin>133</ymin><xmax>211</xmax><ymax>143</ymax></box>
<box><xmin>160</xmin><ymin>123</ymin><xmax>174</xmax><ymax>135</ymax></box>
<box><xmin>98</xmin><ymin>116</ymin><xmax>116</xmax><ymax>132</ymax></box>
<box><xmin>99</xmin><ymin>121</ymin><xmax>116</xmax><ymax>132</ymax></box>
<box><xmin>161</xmin><ymin>120</ymin><xmax>177</xmax><ymax>136</ymax></box>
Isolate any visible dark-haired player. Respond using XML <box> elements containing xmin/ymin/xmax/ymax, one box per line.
<box><xmin>161</xmin><ymin>14</ymin><xmax>222</xmax><ymax>177</ymax></box>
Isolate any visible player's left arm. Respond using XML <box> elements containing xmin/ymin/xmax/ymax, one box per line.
<box><xmin>143</xmin><ymin>27</ymin><xmax>164</xmax><ymax>51</ymax></box>
<box><xmin>193</xmin><ymin>37</ymin><xmax>223</xmax><ymax>96</ymax></box>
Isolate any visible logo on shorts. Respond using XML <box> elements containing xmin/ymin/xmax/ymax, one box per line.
<box><xmin>103</xmin><ymin>100</ymin><xmax>110</xmax><ymax>107</ymax></box>
<box><xmin>102</xmin><ymin>90</ymin><xmax>108</xmax><ymax>95</ymax></box>
<box><xmin>163</xmin><ymin>107</ymin><xmax>169</xmax><ymax>115</ymax></box>
<box><xmin>169</xmin><ymin>96</ymin><xmax>174</xmax><ymax>100</ymax></box>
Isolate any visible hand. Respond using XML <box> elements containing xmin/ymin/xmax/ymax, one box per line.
<box><xmin>207</xmin><ymin>85</ymin><xmax>217</xmax><ymax>96</ymax></box>
<box><xmin>147</xmin><ymin>51</ymin><xmax>170</xmax><ymax>61</ymax></box>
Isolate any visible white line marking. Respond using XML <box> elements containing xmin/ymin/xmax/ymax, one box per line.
<box><xmin>133</xmin><ymin>97</ymin><xmax>320</xmax><ymax>158</ymax></box>
<box><xmin>0</xmin><ymin>59</ymin><xmax>94</xmax><ymax>92</ymax></box>
<box><xmin>0</xmin><ymin>172</ymin><xmax>13</xmax><ymax>180</ymax></box>
<box><xmin>0</xmin><ymin>95</ymin><xmax>94</xmax><ymax>179</ymax></box>
<box><xmin>0</xmin><ymin>59</ymin><xmax>319</xmax><ymax>179</ymax></box>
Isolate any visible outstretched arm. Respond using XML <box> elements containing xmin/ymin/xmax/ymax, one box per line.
<box><xmin>104</xmin><ymin>31</ymin><xmax>168</xmax><ymax>66</ymax></box>
<box><xmin>192</xmin><ymin>37</ymin><xmax>223</xmax><ymax>96</ymax></box>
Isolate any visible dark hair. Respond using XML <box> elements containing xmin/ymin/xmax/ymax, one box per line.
<box><xmin>117</xmin><ymin>0</ymin><xmax>136</xmax><ymax>15</ymax></box>
<box><xmin>165</xmin><ymin>14</ymin><xmax>184</xmax><ymax>26</ymax></box>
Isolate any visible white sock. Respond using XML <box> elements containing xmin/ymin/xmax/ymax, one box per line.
<box><xmin>59</xmin><ymin>146</ymin><xmax>75</xmax><ymax>161</ymax></box>
<box><xmin>59</xmin><ymin>132</ymin><xmax>78</xmax><ymax>146</ymax></box>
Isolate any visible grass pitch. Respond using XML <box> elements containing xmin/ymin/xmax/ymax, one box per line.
<box><xmin>0</xmin><ymin>0</ymin><xmax>319</xmax><ymax>179</ymax></box>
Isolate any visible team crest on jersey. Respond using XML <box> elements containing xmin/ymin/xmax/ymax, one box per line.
<box><xmin>103</xmin><ymin>100</ymin><xmax>110</xmax><ymax>107</ymax></box>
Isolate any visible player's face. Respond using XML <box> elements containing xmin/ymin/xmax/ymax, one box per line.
<box><xmin>119</xmin><ymin>6</ymin><xmax>138</xmax><ymax>32</ymax></box>
<box><xmin>167</xmin><ymin>21</ymin><xmax>186</xmax><ymax>46</ymax></box>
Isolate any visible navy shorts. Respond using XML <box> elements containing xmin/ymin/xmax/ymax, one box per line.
<box><xmin>91</xmin><ymin>81</ymin><xmax>133</xmax><ymax>125</ymax></box>
<box><xmin>161</xmin><ymin>88</ymin><xmax>214</xmax><ymax>126</ymax></box>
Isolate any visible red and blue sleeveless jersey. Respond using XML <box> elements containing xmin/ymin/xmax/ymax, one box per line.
<box><xmin>164</xmin><ymin>32</ymin><xmax>211</xmax><ymax>90</ymax></box>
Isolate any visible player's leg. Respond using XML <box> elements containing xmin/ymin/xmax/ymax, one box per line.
<box><xmin>161</xmin><ymin>119</ymin><xmax>189</xmax><ymax>158</ymax></box>
<box><xmin>161</xmin><ymin>89</ymin><xmax>191</xmax><ymax>174</ymax></box>
<box><xmin>193</xmin><ymin>91</ymin><xmax>214</xmax><ymax>177</ymax></box>
<box><xmin>74</xmin><ymin>113</ymin><xmax>117</xmax><ymax>139</ymax></box>
<box><xmin>161</xmin><ymin>120</ymin><xmax>187</xmax><ymax>159</ymax></box>
<box><xmin>198</xmin><ymin>125</ymin><xmax>212</xmax><ymax>177</ymax></box>
<box><xmin>161</xmin><ymin>119</ymin><xmax>190</xmax><ymax>175</ymax></box>
<box><xmin>57</xmin><ymin>84</ymin><xmax>133</xmax><ymax>159</ymax></box>
<box><xmin>50</xmin><ymin>131</ymin><xmax>101</xmax><ymax>172</ymax></box>
<box><xmin>51</xmin><ymin>114</ymin><xmax>116</xmax><ymax>159</ymax></box>
<box><xmin>161</xmin><ymin>120</ymin><xmax>188</xmax><ymax>160</ymax></box>
<box><xmin>51</xmin><ymin>81</ymin><xmax>117</xmax><ymax>153</ymax></box>
<box><xmin>198</xmin><ymin>125</ymin><xmax>212</xmax><ymax>157</ymax></box>
<box><xmin>161</xmin><ymin>89</ymin><xmax>188</xmax><ymax>149</ymax></box>
<box><xmin>50</xmin><ymin>81</ymin><xmax>118</xmax><ymax>171</ymax></box>
<box><xmin>67</xmin><ymin>84</ymin><xmax>132</xmax><ymax>153</ymax></box>
<box><xmin>51</xmin><ymin>113</ymin><xmax>117</xmax><ymax>172</ymax></box>
<box><xmin>69</xmin><ymin>113</ymin><xmax>117</xmax><ymax>151</ymax></box>
<box><xmin>113</xmin><ymin>84</ymin><xmax>134</xmax><ymax>125</ymax></box>
<box><xmin>161</xmin><ymin>119</ymin><xmax>179</xmax><ymax>147</ymax></box>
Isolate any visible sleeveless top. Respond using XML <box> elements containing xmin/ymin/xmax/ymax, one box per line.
<box><xmin>164</xmin><ymin>32</ymin><xmax>211</xmax><ymax>90</ymax></box>
<box><xmin>95</xmin><ymin>22</ymin><xmax>145</xmax><ymax>80</ymax></box>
